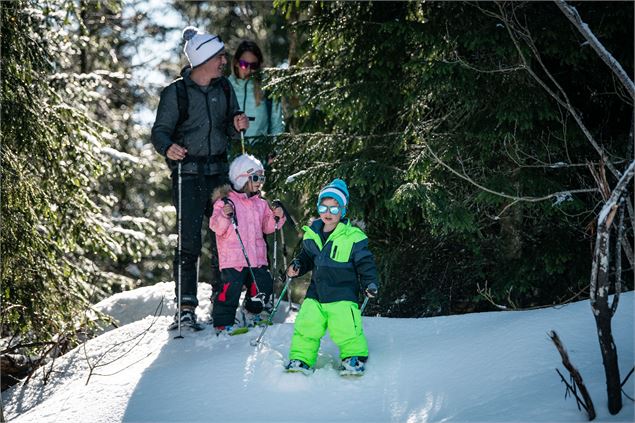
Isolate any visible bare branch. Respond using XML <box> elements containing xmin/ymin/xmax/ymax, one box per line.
<box><xmin>496</xmin><ymin>2</ymin><xmax>622</xmax><ymax>180</ymax></box>
<box><xmin>610</xmin><ymin>200</ymin><xmax>625</xmax><ymax>316</ymax></box>
<box><xmin>554</xmin><ymin>0</ymin><xmax>635</xmax><ymax>99</ymax></box>
<box><xmin>550</xmin><ymin>330</ymin><xmax>596</xmax><ymax>420</ymax></box>
<box><xmin>424</xmin><ymin>143</ymin><xmax>598</xmax><ymax>207</ymax></box>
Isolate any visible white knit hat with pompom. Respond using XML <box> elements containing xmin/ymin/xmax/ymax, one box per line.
<box><xmin>229</xmin><ymin>154</ymin><xmax>264</xmax><ymax>191</ymax></box>
<box><xmin>182</xmin><ymin>26</ymin><xmax>224</xmax><ymax>68</ymax></box>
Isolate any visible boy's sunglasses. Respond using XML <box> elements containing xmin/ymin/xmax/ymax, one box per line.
<box><xmin>238</xmin><ymin>59</ymin><xmax>260</xmax><ymax>70</ymax></box>
<box><xmin>249</xmin><ymin>174</ymin><xmax>266</xmax><ymax>183</ymax></box>
<box><xmin>317</xmin><ymin>205</ymin><xmax>341</xmax><ymax>215</ymax></box>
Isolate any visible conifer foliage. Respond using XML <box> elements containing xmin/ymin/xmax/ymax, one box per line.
<box><xmin>1</xmin><ymin>0</ymin><xmax>127</xmax><ymax>354</ymax></box>
<box><xmin>266</xmin><ymin>1</ymin><xmax>633</xmax><ymax>315</ymax></box>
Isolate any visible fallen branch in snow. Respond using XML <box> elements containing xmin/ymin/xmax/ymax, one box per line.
<box><xmin>622</xmin><ymin>366</ymin><xmax>635</xmax><ymax>402</ymax></box>
<box><xmin>549</xmin><ymin>330</ymin><xmax>596</xmax><ymax>421</ymax></box>
<box><xmin>84</xmin><ymin>296</ymin><xmax>166</xmax><ymax>385</ymax></box>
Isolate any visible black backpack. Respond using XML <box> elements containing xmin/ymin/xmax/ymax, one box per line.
<box><xmin>170</xmin><ymin>67</ymin><xmax>233</xmax><ymax>139</ymax></box>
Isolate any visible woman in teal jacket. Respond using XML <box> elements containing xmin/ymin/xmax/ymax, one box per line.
<box><xmin>284</xmin><ymin>179</ymin><xmax>379</xmax><ymax>376</ymax></box>
<box><xmin>229</xmin><ymin>41</ymin><xmax>284</xmax><ymax>152</ymax></box>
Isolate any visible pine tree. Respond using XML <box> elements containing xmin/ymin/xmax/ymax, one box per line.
<box><xmin>266</xmin><ymin>1</ymin><xmax>633</xmax><ymax>316</ymax></box>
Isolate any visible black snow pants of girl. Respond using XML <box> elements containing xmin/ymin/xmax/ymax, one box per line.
<box><xmin>212</xmin><ymin>266</ymin><xmax>273</xmax><ymax>327</ymax></box>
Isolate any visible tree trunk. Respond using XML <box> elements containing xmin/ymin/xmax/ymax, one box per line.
<box><xmin>590</xmin><ymin>229</ymin><xmax>622</xmax><ymax>415</ymax></box>
<box><xmin>588</xmin><ymin>162</ymin><xmax>635</xmax><ymax>415</ymax></box>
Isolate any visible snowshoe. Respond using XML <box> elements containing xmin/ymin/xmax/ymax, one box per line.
<box><xmin>339</xmin><ymin>356</ymin><xmax>366</xmax><ymax>376</ymax></box>
<box><xmin>241</xmin><ymin>309</ymin><xmax>272</xmax><ymax>328</ymax></box>
<box><xmin>167</xmin><ymin>308</ymin><xmax>204</xmax><ymax>332</ymax></box>
<box><xmin>214</xmin><ymin>325</ymin><xmax>248</xmax><ymax>336</ymax></box>
<box><xmin>284</xmin><ymin>359</ymin><xmax>314</xmax><ymax>375</ymax></box>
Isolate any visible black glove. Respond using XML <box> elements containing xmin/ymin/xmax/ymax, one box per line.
<box><xmin>365</xmin><ymin>283</ymin><xmax>378</xmax><ymax>298</ymax></box>
<box><xmin>291</xmin><ymin>259</ymin><xmax>301</xmax><ymax>272</ymax></box>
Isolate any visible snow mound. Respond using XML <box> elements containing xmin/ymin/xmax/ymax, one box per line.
<box><xmin>3</xmin><ymin>285</ymin><xmax>633</xmax><ymax>423</ymax></box>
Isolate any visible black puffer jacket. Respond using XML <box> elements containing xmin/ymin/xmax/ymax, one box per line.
<box><xmin>151</xmin><ymin>68</ymin><xmax>240</xmax><ymax>175</ymax></box>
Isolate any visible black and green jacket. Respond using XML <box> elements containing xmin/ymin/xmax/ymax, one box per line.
<box><xmin>295</xmin><ymin>218</ymin><xmax>378</xmax><ymax>304</ymax></box>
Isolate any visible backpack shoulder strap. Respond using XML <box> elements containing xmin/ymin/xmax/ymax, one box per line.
<box><xmin>219</xmin><ymin>77</ymin><xmax>233</xmax><ymax>119</ymax></box>
<box><xmin>173</xmin><ymin>78</ymin><xmax>189</xmax><ymax>130</ymax></box>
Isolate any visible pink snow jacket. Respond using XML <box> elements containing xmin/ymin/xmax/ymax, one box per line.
<box><xmin>209</xmin><ymin>187</ymin><xmax>285</xmax><ymax>271</ymax></box>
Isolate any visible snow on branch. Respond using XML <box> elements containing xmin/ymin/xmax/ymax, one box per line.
<box><xmin>554</xmin><ymin>0</ymin><xmax>635</xmax><ymax>99</ymax></box>
<box><xmin>590</xmin><ymin>160</ymin><xmax>633</xmax><ymax>310</ymax></box>
<box><xmin>99</xmin><ymin>147</ymin><xmax>140</xmax><ymax>164</ymax></box>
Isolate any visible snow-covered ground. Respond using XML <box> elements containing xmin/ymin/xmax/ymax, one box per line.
<box><xmin>2</xmin><ymin>283</ymin><xmax>634</xmax><ymax>423</ymax></box>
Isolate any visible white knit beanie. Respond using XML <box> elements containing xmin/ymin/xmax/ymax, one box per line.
<box><xmin>229</xmin><ymin>154</ymin><xmax>264</xmax><ymax>190</ymax></box>
<box><xmin>182</xmin><ymin>26</ymin><xmax>224</xmax><ymax>68</ymax></box>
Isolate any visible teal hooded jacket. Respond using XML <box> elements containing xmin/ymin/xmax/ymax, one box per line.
<box><xmin>228</xmin><ymin>75</ymin><xmax>284</xmax><ymax>138</ymax></box>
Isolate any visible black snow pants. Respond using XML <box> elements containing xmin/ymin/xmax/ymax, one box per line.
<box><xmin>211</xmin><ymin>266</ymin><xmax>274</xmax><ymax>327</ymax></box>
<box><xmin>172</xmin><ymin>172</ymin><xmax>225</xmax><ymax>307</ymax></box>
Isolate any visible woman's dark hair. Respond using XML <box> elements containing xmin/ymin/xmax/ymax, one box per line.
<box><xmin>232</xmin><ymin>40</ymin><xmax>266</xmax><ymax>105</ymax></box>
<box><xmin>232</xmin><ymin>40</ymin><xmax>264</xmax><ymax>78</ymax></box>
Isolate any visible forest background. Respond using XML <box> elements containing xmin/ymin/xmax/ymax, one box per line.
<box><xmin>1</xmin><ymin>0</ymin><xmax>633</xmax><ymax>391</ymax></box>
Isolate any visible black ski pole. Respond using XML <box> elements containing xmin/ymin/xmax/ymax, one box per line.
<box><xmin>175</xmin><ymin>161</ymin><xmax>184</xmax><ymax>340</ymax></box>
<box><xmin>272</xmin><ymin>199</ymin><xmax>296</xmax><ymax>311</ymax></box>
<box><xmin>270</xmin><ymin>216</ymin><xmax>279</xmax><ymax>309</ymax></box>
<box><xmin>250</xmin><ymin>263</ymin><xmax>298</xmax><ymax>347</ymax></box>
<box><xmin>272</xmin><ymin>199</ymin><xmax>296</xmax><ymax>227</ymax></box>
<box><xmin>360</xmin><ymin>296</ymin><xmax>370</xmax><ymax>315</ymax></box>
<box><xmin>222</xmin><ymin>197</ymin><xmax>266</xmax><ymax>304</ymax></box>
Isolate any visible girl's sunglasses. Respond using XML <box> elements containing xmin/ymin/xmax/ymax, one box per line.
<box><xmin>317</xmin><ymin>205</ymin><xmax>341</xmax><ymax>215</ymax></box>
<box><xmin>249</xmin><ymin>174</ymin><xmax>266</xmax><ymax>183</ymax></box>
<box><xmin>238</xmin><ymin>59</ymin><xmax>260</xmax><ymax>70</ymax></box>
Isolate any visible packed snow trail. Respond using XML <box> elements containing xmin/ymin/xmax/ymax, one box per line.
<box><xmin>2</xmin><ymin>284</ymin><xmax>633</xmax><ymax>423</ymax></box>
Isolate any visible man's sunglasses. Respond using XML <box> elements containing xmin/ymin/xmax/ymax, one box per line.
<box><xmin>317</xmin><ymin>205</ymin><xmax>341</xmax><ymax>215</ymax></box>
<box><xmin>238</xmin><ymin>59</ymin><xmax>260</xmax><ymax>70</ymax></box>
<box><xmin>249</xmin><ymin>174</ymin><xmax>266</xmax><ymax>183</ymax></box>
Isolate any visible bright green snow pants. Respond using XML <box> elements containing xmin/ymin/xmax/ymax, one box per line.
<box><xmin>288</xmin><ymin>298</ymin><xmax>368</xmax><ymax>367</ymax></box>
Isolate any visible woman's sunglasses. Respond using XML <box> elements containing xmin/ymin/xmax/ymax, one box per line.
<box><xmin>317</xmin><ymin>205</ymin><xmax>341</xmax><ymax>215</ymax></box>
<box><xmin>238</xmin><ymin>59</ymin><xmax>260</xmax><ymax>70</ymax></box>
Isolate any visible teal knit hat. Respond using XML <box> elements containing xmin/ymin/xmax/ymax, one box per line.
<box><xmin>317</xmin><ymin>178</ymin><xmax>349</xmax><ymax>217</ymax></box>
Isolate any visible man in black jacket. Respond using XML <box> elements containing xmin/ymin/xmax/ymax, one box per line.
<box><xmin>152</xmin><ymin>26</ymin><xmax>248</xmax><ymax>329</ymax></box>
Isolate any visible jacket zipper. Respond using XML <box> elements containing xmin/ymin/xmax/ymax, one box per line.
<box><xmin>205</xmin><ymin>88</ymin><xmax>213</xmax><ymax>158</ymax></box>
<box><xmin>242</xmin><ymin>79</ymin><xmax>248</xmax><ymax>113</ymax></box>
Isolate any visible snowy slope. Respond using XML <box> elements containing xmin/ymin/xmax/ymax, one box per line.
<box><xmin>2</xmin><ymin>284</ymin><xmax>634</xmax><ymax>423</ymax></box>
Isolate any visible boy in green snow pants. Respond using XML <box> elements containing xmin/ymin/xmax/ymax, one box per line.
<box><xmin>285</xmin><ymin>179</ymin><xmax>378</xmax><ymax>375</ymax></box>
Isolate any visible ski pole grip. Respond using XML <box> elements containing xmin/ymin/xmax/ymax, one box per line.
<box><xmin>272</xmin><ymin>199</ymin><xmax>296</xmax><ymax>227</ymax></box>
<box><xmin>222</xmin><ymin>197</ymin><xmax>235</xmax><ymax>219</ymax></box>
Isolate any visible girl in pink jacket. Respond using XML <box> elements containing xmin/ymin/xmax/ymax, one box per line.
<box><xmin>209</xmin><ymin>154</ymin><xmax>284</xmax><ymax>335</ymax></box>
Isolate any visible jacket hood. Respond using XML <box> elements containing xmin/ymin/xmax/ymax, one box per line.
<box><xmin>212</xmin><ymin>184</ymin><xmax>231</xmax><ymax>203</ymax></box>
